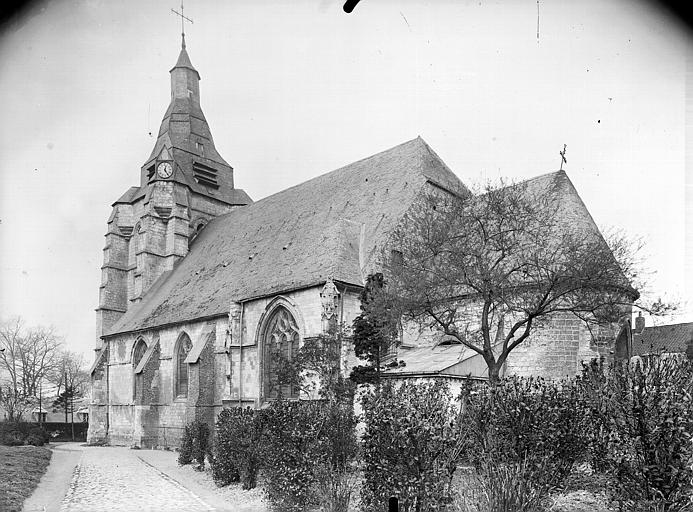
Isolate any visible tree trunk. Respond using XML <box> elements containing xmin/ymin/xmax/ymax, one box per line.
<box><xmin>488</xmin><ymin>363</ymin><xmax>501</xmax><ymax>386</ymax></box>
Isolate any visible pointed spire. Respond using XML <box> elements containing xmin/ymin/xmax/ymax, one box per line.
<box><xmin>173</xmin><ymin>45</ymin><xmax>197</xmax><ymax>75</ymax></box>
<box><xmin>181</xmin><ymin>32</ymin><xmax>186</xmax><ymax>49</ymax></box>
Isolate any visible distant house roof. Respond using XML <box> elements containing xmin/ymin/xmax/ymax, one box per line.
<box><xmin>632</xmin><ymin>322</ymin><xmax>693</xmax><ymax>356</ymax></box>
<box><xmin>106</xmin><ymin>137</ymin><xmax>467</xmax><ymax>337</ymax></box>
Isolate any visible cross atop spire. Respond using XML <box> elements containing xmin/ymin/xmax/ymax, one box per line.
<box><xmin>171</xmin><ymin>2</ymin><xmax>194</xmax><ymax>49</ymax></box>
<box><xmin>559</xmin><ymin>144</ymin><xmax>567</xmax><ymax>171</ymax></box>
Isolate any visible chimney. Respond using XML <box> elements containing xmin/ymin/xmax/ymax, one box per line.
<box><xmin>634</xmin><ymin>311</ymin><xmax>645</xmax><ymax>333</ymax></box>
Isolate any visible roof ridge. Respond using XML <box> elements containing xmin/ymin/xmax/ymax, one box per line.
<box><xmin>215</xmin><ymin>137</ymin><xmax>427</xmax><ymax>218</ymax></box>
<box><xmin>513</xmin><ymin>169</ymin><xmax>566</xmax><ymax>187</ymax></box>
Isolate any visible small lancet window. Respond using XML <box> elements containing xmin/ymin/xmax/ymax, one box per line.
<box><xmin>133</xmin><ymin>338</ymin><xmax>147</xmax><ymax>367</ymax></box>
<box><xmin>176</xmin><ymin>333</ymin><xmax>193</xmax><ymax>398</ymax></box>
<box><xmin>132</xmin><ymin>338</ymin><xmax>148</xmax><ymax>399</ymax></box>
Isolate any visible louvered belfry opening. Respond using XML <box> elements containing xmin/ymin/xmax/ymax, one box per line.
<box><xmin>193</xmin><ymin>161</ymin><xmax>219</xmax><ymax>188</ymax></box>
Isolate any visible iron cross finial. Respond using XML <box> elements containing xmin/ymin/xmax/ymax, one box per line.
<box><xmin>559</xmin><ymin>144</ymin><xmax>567</xmax><ymax>171</ymax></box>
<box><xmin>171</xmin><ymin>2</ymin><xmax>194</xmax><ymax>49</ymax></box>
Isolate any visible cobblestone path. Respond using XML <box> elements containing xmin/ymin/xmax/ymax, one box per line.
<box><xmin>59</xmin><ymin>447</ymin><xmax>214</xmax><ymax>511</ymax></box>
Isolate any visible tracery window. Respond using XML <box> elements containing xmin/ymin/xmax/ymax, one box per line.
<box><xmin>175</xmin><ymin>333</ymin><xmax>193</xmax><ymax>398</ymax></box>
<box><xmin>264</xmin><ymin>307</ymin><xmax>300</xmax><ymax>399</ymax></box>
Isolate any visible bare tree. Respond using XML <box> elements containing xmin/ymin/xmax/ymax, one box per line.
<box><xmin>0</xmin><ymin>317</ymin><xmax>23</xmax><ymax>394</ymax></box>
<box><xmin>18</xmin><ymin>326</ymin><xmax>63</xmax><ymax>396</ymax></box>
<box><xmin>0</xmin><ymin>316</ymin><xmax>63</xmax><ymax>418</ymax></box>
<box><xmin>48</xmin><ymin>351</ymin><xmax>88</xmax><ymax>398</ymax></box>
<box><xmin>382</xmin><ymin>178</ymin><xmax>643</xmax><ymax>384</ymax></box>
<box><xmin>0</xmin><ymin>385</ymin><xmax>33</xmax><ymax>422</ymax></box>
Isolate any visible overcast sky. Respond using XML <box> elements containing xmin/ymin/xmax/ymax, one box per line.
<box><xmin>0</xmin><ymin>0</ymin><xmax>691</xmax><ymax>360</ymax></box>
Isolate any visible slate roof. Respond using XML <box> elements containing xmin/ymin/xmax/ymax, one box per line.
<box><xmin>171</xmin><ymin>46</ymin><xmax>199</xmax><ymax>78</ymax></box>
<box><xmin>141</xmin><ymin>45</ymin><xmax>248</xmax><ymax>206</ymax></box>
<box><xmin>106</xmin><ymin>137</ymin><xmax>467</xmax><ymax>337</ymax></box>
<box><xmin>632</xmin><ymin>322</ymin><xmax>693</xmax><ymax>356</ymax></box>
<box><xmin>500</xmin><ymin>169</ymin><xmax>601</xmax><ymax>240</ymax></box>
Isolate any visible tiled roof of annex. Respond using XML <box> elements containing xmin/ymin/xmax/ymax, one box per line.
<box><xmin>632</xmin><ymin>322</ymin><xmax>693</xmax><ymax>356</ymax></box>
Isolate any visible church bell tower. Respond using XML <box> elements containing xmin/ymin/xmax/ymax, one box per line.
<box><xmin>94</xmin><ymin>37</ymin><xmax>251</xmax><ymax>350</ymax></box>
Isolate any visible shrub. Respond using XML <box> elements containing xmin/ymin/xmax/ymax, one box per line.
<box><xmin>460</xmin><ymin>377</ymin><xmax>588</xmax><ymax>492</ymax></box>
<box><xmin>177</xmin><ymin>420</ymin><xmax>211</xmax><ymax>470</ymax></box>
<box><xmin>312</xmin><ymin>399</ymin><xmax>359</xmax><ymax>512</ymax></box>
<box><xmin>26</xmin><ymin>433</ymin><xmax>45</xmax><ymax>446</ymax></box>
<box><xmin>178</xmin><ymin>426</ymin><xmax>194</xmax><ymax>465</ymax></box>
<box><xmin>28</xmin><ymin>426</ymin><xmax>50</xmax><ymax>445</ymax></box>
<box><xmin>579</xmin><ymin>357</ymin><xmax>693</xmax><ymax>511</ymax></box>
<box><xmin>212</xmin><ymin>407</ymin><xmax>264</xmax><ymax>489</ymax></box>
<box><xmin>262</xmin><ymin>400</ymin><xmax>324</xmax><ymax>511</ymax></box>
<box><xmin>360</xmin><ymin>381</ymin><xmax>461</xmax><ymax>512</ymax></box>
<box><xmin>1</xmin><ymin>430</ymin><xmax>25</xmax><ymax>446</ymax></box>
<box><xmin>574</xmin><ymin>358</ymin><xmax>613</xmax><ymax>473</ymax></box>
<box><xmin>0</xmin><ymin>421</ymin><xmax>32</xmax><ymax>446</ymax></box>
<box><xmin>262</xmin><ymin>398</ymin><xmax>358</xmax><ymax>512</ymax></box>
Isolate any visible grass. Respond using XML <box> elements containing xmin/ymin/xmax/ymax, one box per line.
<box><xmin>0</xmin><ymin>445</ymin><xmax>52</xmax><ymax>512</ymax></box>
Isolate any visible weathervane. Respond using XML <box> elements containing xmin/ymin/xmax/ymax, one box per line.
<box><xmin>559</xmin><ymin>144</ymin><xmax>567</xmax><ymax>171</ymax></box>
<box><xmin>171</xmin><ymin>2</ymin><xmax>194</xmax><ymax>49</ymax></box>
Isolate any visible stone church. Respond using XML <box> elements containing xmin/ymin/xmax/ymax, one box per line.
<box><xmin>88</xmin><ymin>41</ymin><xmax>614</xmax><ymax>447</ymax></box>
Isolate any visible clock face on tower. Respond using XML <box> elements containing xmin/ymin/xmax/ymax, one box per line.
<box><xmin>157</xmin><ymin>161</ymin><xmax>173</xmax><ymax>179</ymax></box>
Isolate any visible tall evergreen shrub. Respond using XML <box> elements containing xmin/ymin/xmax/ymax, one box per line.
<box><xmin>177</xmin><ymin>420</ymin><xmax>211</xmax><ymax>470</ymax></box>
<box><xmin>212</xmin><ymin>407</ymin><xmax>264</xmax><ymax>489</ymax></box>
<box><xmin>360</xmin><ymin>381</ymin><xmax>461</xmax><ymax>512</ymax></box>
<box><xmin>460</xmin><ymin>376</ymin><xmax>588</xmax><ymax>490</ymax></box>
<box><xmin>578</xmin><ymin>356</ymin><xmax>693</xmax><ymax>511</ymax></box>
<box><xmin>261</xmin><ymin>399</ymin><xmax>357</xmax><ymax>512</ymax></box>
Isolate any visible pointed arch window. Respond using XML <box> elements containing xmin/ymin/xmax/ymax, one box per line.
<box><xmin>175</xmin><ymin>333</ymin><xmax>193</xmax><ymax>398</ymax></box>
<box><xmin>263</xmin><ymin>306</ymin><xmax>300</xmax><ymax>400</ymax></box>
<box><xmin>133</xmin><ymin>338</ymin><xmax>147</xmax><ymax>368</ymax></box>
<box><xmin>132</xmin><ymin>338</ymin><xmax>147</xmax><ymax>399</ymax></box>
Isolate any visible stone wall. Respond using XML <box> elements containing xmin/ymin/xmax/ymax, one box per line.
<box><xmin>504</xmin><ymin>312</ymin><xmax>617</xmax><ymax>379</ymax></box>
<box><xmin>92</xmin><ymin>281</ymin><xmax>365</xmax><ymax>447</ymax></box>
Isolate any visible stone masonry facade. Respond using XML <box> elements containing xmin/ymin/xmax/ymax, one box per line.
<box><xmin>89</xmin><ymin>282</ymin><xmax>363</xmax><ymax>447</ymax></box>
